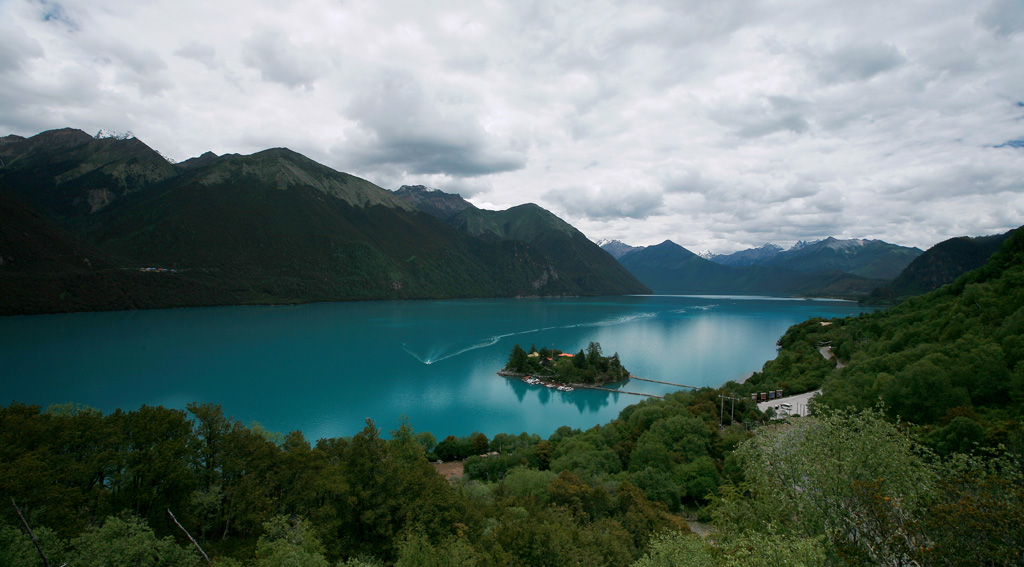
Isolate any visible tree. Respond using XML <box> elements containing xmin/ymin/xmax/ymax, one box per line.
<box><xmin>0</xmin><ymin>523</ymin><xmax>67</xmax><ymax>567</ymax></box>
<box><xmin>414</xmin><ymin>432</ymin><xmax>437</xmax><ymax>453</ymax></box>
<box><xmin>932</xmin><ymin>416</ymin><xmax>985</xmax><ymax>456</ymax></box>
<box><xmin>632</xmin><ymin>530</ymin><xmax>826</xmax><ymax>567</ymax></box>
<box><xmin>334</xmin><ymin>419</ymin><xmax>466</xmax><ymax>561</ymax></box>
<box><xmin>113</xmin><ymin>406</ymin><xmax>198</xmax><ymax>531</ymax></box>
<box><xmin>573</xmin><ymin>350</ymin><xmax>587</xmax><ymax>369</ymax></box>
<box><xmin>676</xmin><ymin>456</ymin><xmax>720</xmax><ymax>504</ymax></box>
<box><xmin>68</xmin><ymin>514</ymin><xmax>201</xmax><ymax>567</ymax></box>
<box><xmin>506</xmin><ymin>344</ymin><xmax>528</xmax><ymax>372</ymax></box>
<box><xmin>629</xmin><ymin>414</ymin><xmax>715</xmax><ymax>472</ymax></box>
<box><xmin>252</xmin><ymin>515</ymin><xmax>329</xmax><ymax>567</ymax></box>
<box><xmin>394</xmin><ymin>530</ymin><xmax>480</xmax><ymax>567</ymax></box>
<box><xmin>467</xmin><ymin>432</ymin><xmax>490</xmax><ymax>456</ymax></box>
<box><xmin>434</xmin><ymin>436</ymin><xmax>469</xmax><ymax>462</ymax></box>
<box><xmin>187</xmin><ymin>403</ymin><xmax>232</xmax><ymax>490</ymax></box>
<box><xmin>547</xmin><ymin>470</ymin><xmax>610</xmax><ymax>520</ymax></box>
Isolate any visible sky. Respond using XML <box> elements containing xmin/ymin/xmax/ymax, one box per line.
<box><xmin>2</xmin><ymin>0</ymin><xmax>1023</xmax><ymax>253</ymax></box>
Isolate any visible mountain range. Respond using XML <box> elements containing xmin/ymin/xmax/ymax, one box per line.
<box><xmin>3</xmin><ymin>127</ymin><xmax>1005</xmax><ymax>315</ymax></box>
<box><xmin>605</xmin><ymin>237</ymin><xmax>924</xmax><ymax>297</ymax></box>
<box><xmin>0</xmin><ymin>128</ymin><xmax>648</xmax><ymax>315</ymax></box>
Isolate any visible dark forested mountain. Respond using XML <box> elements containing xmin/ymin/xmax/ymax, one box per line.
<box><xmin>0</xmin><ymin>129</ymin><xmax>647</xmax><ymax>314</ymax></box>
<box><xmin>0</xmin><ymin>128</ymin><xmax>178</xmax><ymax>222</ymax></box>
<box><xmin>865</xmin><ymin>229</ymin><xmax>1015</xmax><ymax>303</ymax></box>
<box><xmin>617</xmin><ymin>241</ymin><xmax>745</xmax><ymax>293</ymax></box>
<box><xmin>395</xmin><ymin>187</ymin><xmax>650</xmax><ymax>296</ymax></box>
<box><xmin>617</xmin><ymin>240</ymin><xmax>888</xmax><ymax>297</ymax></box>
<box><xmin>446</xmin><ymin>203</ymin><xmax>649</xmax><ymax>295</ymax></box>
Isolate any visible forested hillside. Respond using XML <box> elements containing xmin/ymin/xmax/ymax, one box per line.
<box><xmin>865</xmin><ymin>229</ymin><xmax>1014</xmax><ymax>304</ymax></box>
<box><xmin>0</xmin><ymin>129</ymin><xmax>648</xmax><ymax>315</ymax></box>
<box><xmin>743</xmin><ymin>224</ymin><xmax>1024</xmax><ymax>442</ymax></box>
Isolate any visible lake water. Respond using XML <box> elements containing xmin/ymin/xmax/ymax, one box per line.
<box><xmin>0</xmin><ymin>295</ymin><xmax>872</xmax><ymax>441</ymax></box>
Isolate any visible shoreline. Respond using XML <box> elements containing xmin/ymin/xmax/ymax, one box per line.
<box><xmin>497</xmin><ymin>369</ymin><xmax>629</xmax><ymax>390</ymax></box>
<box><xmin>734</xmin><ymin>372</ymin><xmax>755</xmax><ymax>384</ymax></box>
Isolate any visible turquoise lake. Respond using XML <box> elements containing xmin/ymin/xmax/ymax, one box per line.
<box><xmin>0</xmin><ymin>295</ymin><xmax>872</xmax><ymax>441</ymax></box>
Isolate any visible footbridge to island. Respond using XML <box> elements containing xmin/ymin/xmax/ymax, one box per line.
<box><xmin>629</xmin><ymin>375</ymin><xmax>700</xmax><ymax>389</ymax></box>
<box><xmin>500</xmin><ymin>370</ymin><xmax>699</xmax><ymax>399</ymax></box>
<box><xmin>576</xmin><ymin>375</ymin><xmax>699</xmax><ymax>399</ymax></box>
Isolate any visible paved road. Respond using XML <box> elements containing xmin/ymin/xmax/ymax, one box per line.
<box><xmin>757</xmin><ymin>389</ymin><xmax>821</xmax><ymax>417</ymax></box>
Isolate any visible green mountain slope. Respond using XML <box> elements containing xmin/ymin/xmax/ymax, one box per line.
<box><xmin>865</xmin><ymin>230</ymin><xmax>1014</xmax><ymax>303</ymax></box>
<box><xmin>1</xmin><ymin>129</ymin><xmax>647</xmax><ymax>314</ymax></box>
<box><xmin>448</xmin><ymin>203</ymin><xmax>649</xmax><ymax>295</ymax></box>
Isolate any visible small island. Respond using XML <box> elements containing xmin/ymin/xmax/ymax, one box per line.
<box><xmin>499</xmin><ymin>341</ymin><xmax>631</xmax><ymax>388</ymax></box>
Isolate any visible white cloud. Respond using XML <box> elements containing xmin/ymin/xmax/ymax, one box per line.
<box><xmin>804</xmin><ymin>41</ymin><xmax>907</xmax><ymax>83</ymax></box>
<box><xmin>545</xmin><ymin>184</ymin><xmax>665</xmax><ymax>220</ymax></box>
<box><xmin>0</xmin><ymin>23</ymin><xmax>44</xmax><ymax>73</ymax></box>
<box><xmin>338</xmin><ymin>69</ymin><xmax>526</xmax><ymax>176</ymax></box>
<box><xmin>0</xmin><ymin>0</ymin><xmax>1021</xmax><ymax>254</ymax></box>
<box><xmin>978</xmin><ymin>0</ymin><xmax>1024</xmax><ymax>37</ymax></box>
<box><xmin>242</xmin><ymin>28</ymin><xmax>324</xmax><ymax>89</ymax></box>
<box><xmin>174</xmin><ymin>41</ymin><xmax>218</xmax><ymax>70</ymax></box>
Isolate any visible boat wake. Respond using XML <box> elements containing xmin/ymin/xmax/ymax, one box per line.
<box><xmin>402</xmin><ymin>336</ymin><xmax>502</xmax><ymax>365</ymax></box>
<box><xmin>402</xmin><ymin>311</ymin><xmax>662</xmax><ymax>365</ymax></box>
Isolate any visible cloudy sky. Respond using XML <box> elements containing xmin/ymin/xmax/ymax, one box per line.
<box><xmin>2</xmin><ymin>0</ymin><xmax>1023</xmax><ymax>253</ymax></box>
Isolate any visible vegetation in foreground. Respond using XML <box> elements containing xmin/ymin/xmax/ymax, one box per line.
<box><xmin>3</xmin><ymin>229</ymin><xmax>1023</xmax><ymax>565</ymax></box>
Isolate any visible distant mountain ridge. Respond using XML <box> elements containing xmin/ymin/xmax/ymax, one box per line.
<box><xmin>0</xmin><ymin>128</ymin><xmax>648</xmax><ymax>314</ymax></box>
<box><xmin>708</xmin><ymin>243</ymin><xmax>784</xmax><ymax>266</ymax></box>
<box><xmin>761</xmin><ymin>237</ymin><xmax>922</xmax><ymax>280</ymax></box>
<box><xmin>617</xmin><ymin>241</ymin><xmax>883</xmax><ymax>296</ymax></box>
<box><xmin>612</xmin><ymin>236</ymin><xmax>920</xmax><ymax>297</ymax></box>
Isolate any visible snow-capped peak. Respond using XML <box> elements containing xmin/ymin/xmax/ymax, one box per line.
<box><xmin>697</xmin><ymin>250</ymin><xmax>714</xmax><ymax>259</ymax></box>
<box><xmin>824</xmin><ymin>238</ymin><xmax>867</xmax><ymax>251</ymax></box>
<box><xmin>95</xmin><ymin>129</ymin><xmax>134</xmax><ymax>140</ymax></box>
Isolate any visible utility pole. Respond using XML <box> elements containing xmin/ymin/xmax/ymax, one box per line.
<box><xmin>718</xmin><ymin>393</ymin><xmax>741</xmax><ymax>426</ymax></box>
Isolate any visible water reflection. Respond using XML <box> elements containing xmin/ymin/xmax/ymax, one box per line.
<box><xmin>504</xmin><ymin>375</ymin><xmax>629</xmax><ymax>415</ymax></box>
